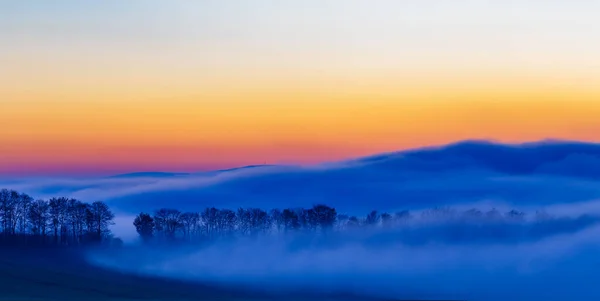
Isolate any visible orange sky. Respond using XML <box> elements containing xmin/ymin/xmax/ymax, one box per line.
<box><xmin>2</xmin><ymin>1</ymin><xmax>600</xmax><ymax>175</ymax></box>
<box><xmin>3</xmin><ymin>80</ymin><xmax>600</xmax><ymax>175</ymax></box>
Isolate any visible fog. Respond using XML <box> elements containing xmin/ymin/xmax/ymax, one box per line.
<box><xmin>88</xmin><ymin>207</ymin><xmax>600</xmax><ymax>301</ymax></box>
<box><xmin>5</xmin><ymin>140</ymin><xmax>600</xmax><ymax>300</ymax></box>
<box><xmin>6</xmin><ymin>141</ymin><xmax>600</xmax><ymax>217</ymax></box>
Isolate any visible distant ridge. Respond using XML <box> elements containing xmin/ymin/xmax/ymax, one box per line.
<box><xmin>214</xmin><ymin>164</ymin><xmax>277</xmax><ymax>173</ymax></box>
<box><xmin>109</xmin><ymin>165</ymin><xmax>278</xmax><ymax>178</ymax></box>
<box><xmin>73</xmin><ymin>139</ymin><xmax>600</xmax><ymax>214</ymax></box>
<box><xmin>108</xmin><ymin>140</ymin><xmax>600</xmax><ymax>179</ymax></box>
<box><xmin>109</xmin><ymin>172</ymin><xmax>190</xmax><ymax>178</ymax></box>
<box><xmin>357</xmin><ymin>139</ymin><xmax>592</xmax><ymax>161</ymax></box>
<box><xmin>350</xmin><ymin>139</ymin><xmax>600</xmax><ymax>178</ymax></box>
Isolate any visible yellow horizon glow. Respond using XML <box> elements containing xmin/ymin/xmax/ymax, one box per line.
<box><xmin>2</xmin><ymin>1</ymin><xmax>600</xmax><ymax>174</ymax></box>
<box><xmin>3</xmin><ymin>77</ymin><xmax>600</xmax><ymax>174</ymax></box>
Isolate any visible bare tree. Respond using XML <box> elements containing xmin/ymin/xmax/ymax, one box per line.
<box><xmin>282</xmin><ymin>209</ymin><xmax>300</xmax><ymax>232</ymax></box>
<box><xmin>0</xmin><ymin>189</ymin><xmax>19</xmax><ymax>235</ymax></box>
<box><xmin>15</xmin><ymin>193</ymin><xmax>33</xmax><ymax>235</ymax></box>
<box><xmin>28</xmin><ymin>199</ymin><xmax>49</xmax><ymax>237</ymax></box>
<box><xmin>202</xmin><ymin>208</ymin><xmax>219</xmax><ymax>239</ymax></box>
<box><xmin>154</xmin><ymin>208</ymin><xmax>181</xmax><ymax>239</ymax></box>
<box><xmin>394</xmin><ymin>210</ymin><xmax>411</xmax><ymax>226</ymax></box>
<box><xmin>365</xmin><ymin>210</ymin><xmax>380</xmax><ymax>226</ymax></box>
<box><xmin>49</xmin><ymin>197</ymin><xmax>68</xmax><ymax>243</ymax></box>
<box><xmin>311</xmin><ymin>204</ymin><xmax>337</xmax><ymax>232</ymax></box>
<box><xmin>236</xmin><ymin>208</ymin><xmax>251</xmax><ymax>236</ymax></box>
<box><xmin>180</xmin><ymin>212</ymin><xmax>197</xmax><ymax>240</ymax></box>
<box><xmin>347</xmin><ymin>216</ymin><xmax>360</xmax><ymax>229</ymax></box>
<box><xmin>248</xmin><ymin>208</ymin><xmax>270</xmax><ymax>236</ymax></box>
<box><xmin>270</xmin><ymin>209</ymin><xmax>284</xmax><ymax>233</ymax></box>
<box><xmin>0</xmin><ymin>189</ymin><xmax>117</xmax><ymax>247</ymax></box>
<box><xmin>217</xmin><ymin>209</ymin><xmax>237</xmax><ymax>237</ymax></box>
<box><xmin>336</xmin><ymin>214</ymin><xmax>349</xmax><ymax>231</ymax></box>
<box><xmin>381</xmin><ymin>212</ymin><xmax>393</xmax><ymax>227</ymax></box>
<box><xmin>87</xmin><ymin>201</ymin><xmax>115</xmax><ymax>242</ymax></box>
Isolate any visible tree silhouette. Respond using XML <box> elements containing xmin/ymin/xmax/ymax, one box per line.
<box><xmin>218</xmin><ymin>209</ymin><xmax>237</xmax><ymax>237</ymax></box>
<box><xmin>202</xmin><ymin>207</ymin><xmax>219</xmax><ymax>239</ymax></box>
<box><xmin>270</xmin><ymin>209</ymin><xmax>284</xmax><ymax>233</ymax></box>
<box><xmin>134</xmin><ymin>213</ymin><xmax>155</xmax><ymax>242</ymax></box>
<box><xmin>347</xmin><ymin>216</ymin><xmax>360</xmax><ymax>228</ymax></box>
<box><xmin>87</xmin><ymin>201</ymin><xmax>115</xmax><ymax>242</ymax></box>
<box><xmin>49</xmin><ymin>197</ymin><xmax>68</xmax><ymax>243</ymax></box>
<box><xmin>28</xmin><ymin>199</ymin><xmax>49</xmax><ymax>236</ymax></box>
<box><xmin>311</xmin><ymin>204</ymin><xmax>337</xmax><ymax>231</ymax></box>
<box><xmin>381</xmin><ymin>212</ymin><xmax>393</xmax><ymax>227</ymax></box>
<box><xmin>0</xmin><ymin>188</ymin><xmax>116</xmax><ymax>248</ymax></box>
<box><xmin>154</xmin><ymin>209</ymin><xmax>181</xmax><ymax>240</ymax></box>
<box><xmin>282</xmin><ymin>209</ymin><xmax>300</xmax><ymax>232</ymax></box>
<box><xmin>366</xmin><ymin>210</ymin><xmax>380</xmax><ymax>226</ymax></box>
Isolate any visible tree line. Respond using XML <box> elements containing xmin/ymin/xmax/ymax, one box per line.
<box><xmin>134</xmin><ymin>205</ymin><xmax>337</xmax><ymax>243</ymax></box>
<box><xmin>1</xmin><ymin>186</ymin><xmax>576</xmax><ymax>247</ymax></box>
<box><xmin>133</xmin><ymin>204</ymin><xmax>549</xmax><ymax>243</ymax></box>
<box><xmin>0</xmin><ymin>188</ymin><xmax>118</xmax><ymax>247</ymax></box>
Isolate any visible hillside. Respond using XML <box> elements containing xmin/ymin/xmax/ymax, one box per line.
<box><xmin>5</xmin><ymin>140</ymin><xmax>600</xmax><ymax>217</ymax></box>
<box><xmin>0</xmin><ymin>248</ymin><xmax>374</xmax><ymax>301</ymax></box>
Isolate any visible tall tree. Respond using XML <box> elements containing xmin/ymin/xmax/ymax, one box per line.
<box><xmin>270</xmin><ymin>209</ymin><xmax>284</xmax><ymax>233</ymax></box>
<box><xmin>298</xmin><ymin>208</ymin><xmax>317</xmax><ymax>230</ymax></box>
<box><xmin>48</xmin><ymin>197</ymin><xmax>68</xmax><ymax>243</ymax></box>
<box><xmin>154</xmin><ymin>208</ymin><xmax>181</xmax><ymax>239</ymax></box>
<box><xmin>28</xmin><ymin>199</ymin><xmax>49</xmax><ymax>237</ymax></box>
<box><xmin>248</xmin><ymin>208</ymin><xmax>270</xmax><ymax>235</ymax></box>
<box><xmin>180</xmin><ymin>212</ymin><xmax>198</xmax><ymax>240</ymax></box>
<box><xmin>365</xmin><ymin>210</ymin><xmax>380</xmax><ymax>226</ymax></box>
<box><xmin>311</xmin><ymin>204</ymin><xmax>337</xmax><ymax>231</ymax></box>
<box><xmin>217</xmin><ymin>209</ymin><xmax>237</xmax><ymax>237</ymax></box>
<box><xmin>86</xmin><ymin>201</ymin><xmax>115</xmax><ymax>242</ymax></box>
<box><xmin>0</xmin><ymin>189</ymin><xmax>117</xmax><ymax>247</ymax></box>
<box><xmin>72</xmin><ymin>202</ymin><xmax>90</xmax><ymax>243</ymax></box>
<box><xmin>0</xmin><ymin>189</ymin><xmax>19</xmax><ymax>235</ymax></box>
<box><xmin>381</xmin><ymin>212</ymin><xmax>393</xmax><ymax>227</ymax></box>
<box><xmin>347</xmin><ymin>216</ymin><xmax>360</xmax><ymax>228</ymax></box>
<box><xmin>202</xmin><ymin>208</ymin><xmax>219</xmax><ymax>239</ymax></box>
<box><xmin>66</xmin><ymin>198</ymin><xmax>81</xmax><ymax>244</ymax></box>
<box><xmin>15</xmin><ymin>193</ymin><xmax>33</xmax><ymax>235</ymax></box>
<box><xmin>336</xmin><ymin>214</ymin><xmax>349</xmax><ymax>231</ymax></box>
<box><xmin>282</xmin><ymin>209</ymin><xmax>300</xmax><ymax>232</ymax></box>
<box><xmin>133</xmin><ymin>213</ymin><xmax>155</xmax><ymax>242</ymax></box>
<box><xmin>394</xmin><ymin>210</ymin><xmax>411</xmax><ymax>226</ymax></box>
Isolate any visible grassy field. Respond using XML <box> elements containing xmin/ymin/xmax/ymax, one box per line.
<box><xmin>0</xmin><ymin>248</ymin><xmax>375</xmax><ymax>301</ymax></box>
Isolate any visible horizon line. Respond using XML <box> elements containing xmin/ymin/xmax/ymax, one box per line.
<box><xmin>2</xmin><ymin>138</ymin><xmax>598</xmax><ymax>179</ymax></box>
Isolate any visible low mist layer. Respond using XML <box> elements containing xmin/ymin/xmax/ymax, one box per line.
<box><xmin>5</xmin><ymin>141</ymin><xmax>600</xmax><ymax>216</ymax></box>
<box><xmin>88</xmin><ymin>206</ymin><xmax>600</xmax><ymax>301</ymax></box>
<box><xmin>4</xmin><ymin>140</ymin><xmax>600</xmax><ymax>300</ymax></box>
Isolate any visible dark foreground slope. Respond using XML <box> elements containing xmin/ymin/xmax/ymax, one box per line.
<box><xmin>0</xmin><ymin>248</ymin><xmax>373</xmax><ymax>301</ymax></box>
<box><xmin>0</xmin><ymin>248</ymin><xmax>242</xmax><ymax>301</ymax></box>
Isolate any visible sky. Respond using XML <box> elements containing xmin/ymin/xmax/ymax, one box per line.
<box><xmin>2</xmin><ymin>0</ymin><xmax>600</xmax><ymax>176</ymax></box>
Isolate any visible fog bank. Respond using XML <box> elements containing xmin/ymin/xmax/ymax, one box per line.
<box><xmin>88</xmin><ymin>212</ymin><xmax>600</xmax><ymax>301</ymax></box>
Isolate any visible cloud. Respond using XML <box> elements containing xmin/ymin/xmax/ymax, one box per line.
<box><xmin>87</xmin><ymin>220</ymin><xmax>600</xmax><ymax>301</ymax></box>
<box><xmin>4</xmin><ymin>140</ymin><xmax>600</xmax><ymax>216</ymax></box>
<box><xmin>98</xmin><ymin>140</ymin><xmax>600</xmax><ymax>215</ymax></box>
<box><xmin>4</xmin><ymin>139</ymin><xmax>600</xmax><ymax>239</ymax></box>
<box><xmin>6</xmin><ymin>139</ymin><xmax>600</xmax><ymax>299</ymax></box>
